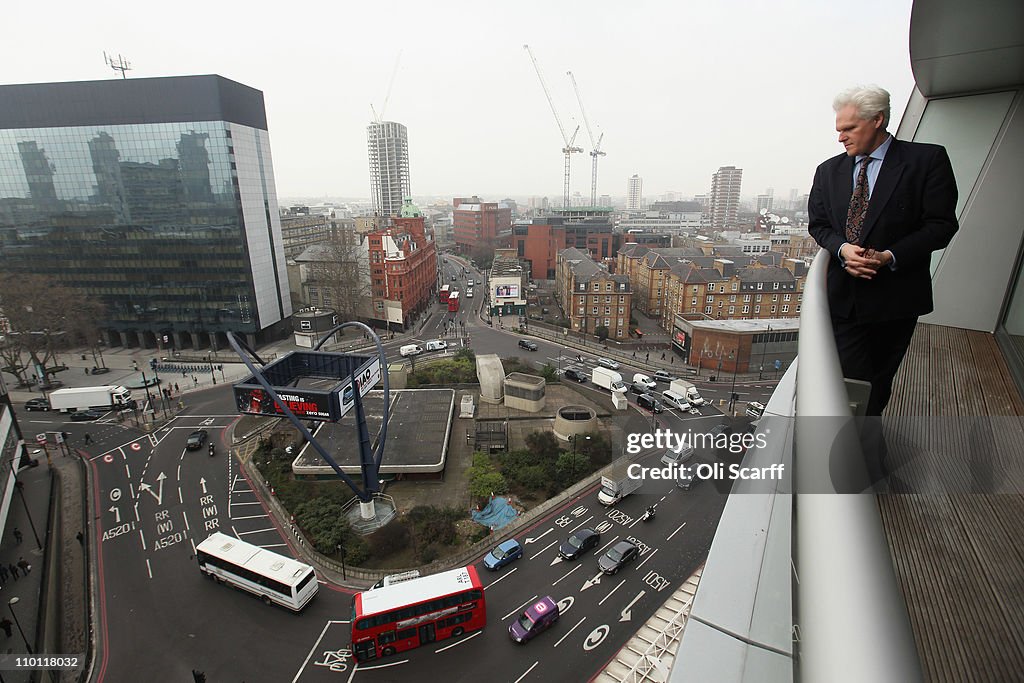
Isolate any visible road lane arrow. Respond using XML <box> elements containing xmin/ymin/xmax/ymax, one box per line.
<box><xmin>524</xmin><ymin>528</ymin><xmax>553</xmax><ymax>544</ymax></box>
<box><xmin>582</xmin><ymin>571</ymin><xmax>604</xmax><ymax>592</ymax></box>
<box><xmin>139</xmin><ymin>472</ymin><xmax>167</xmax><ymax>505</ymax></box>
<box><xmin>619</xmin><ymin>590</ymin><xmax>646</xmax><ymax>622</ymax></box>
<box><xmin>549</xmin><ymin>555</ymin><xmax>564</xmax><ymax>566</ymax></box>
<box><xmin>199</xmin><ymin>478</ymin><xmax>208</xmax><ymax>495</ymax></box>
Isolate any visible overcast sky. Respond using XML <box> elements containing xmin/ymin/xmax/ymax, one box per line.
<box><xmin>5</xmin><ymin>0</ymin><xmax>915</xmax><ymax>203</ymax></box>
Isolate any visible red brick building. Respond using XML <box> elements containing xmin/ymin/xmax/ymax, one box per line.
<box><xmin>367</xmin><ymin>212</ymin><xmax>437</xmax><ymax>329</ymax></box>
<box><xmin>453</xmin><ymin>196</ymin><xmax>512</xmax><ymax>256</ymax></box>
<box><xmin>510</xmin><ymin>216</ymin><xmax>618</xmax><ymax>281</ymax></box>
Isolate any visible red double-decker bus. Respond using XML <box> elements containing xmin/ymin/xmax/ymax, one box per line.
<box><xmin>439</xmin><ymin>284</ymin><xmax>450</xmax><ymax>304</ymax></box>
<box><xmin>350</xmin><ymin>565</ymin><xmax>486</xmax><ymax>662</ymax></box>
<box><xmin>447</xmin><ymin>290</ymin><xmax>461</xmax><ymax>313</ymax></box>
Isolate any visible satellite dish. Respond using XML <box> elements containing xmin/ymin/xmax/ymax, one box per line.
<box><xmin>781</xmin><ymin>216</ymin><xmax>790</xmax><ymax>224</ymax></box>
<box><xmin>759</xmin><ymin>208</ymin><xmax>768</xmax><ymax>216</ymax></box>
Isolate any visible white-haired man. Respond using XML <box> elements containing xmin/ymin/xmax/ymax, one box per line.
<box><xmin>808</xmin><ymin>85</ymin><xmax>958</xmax><ymax>417</ymax></box>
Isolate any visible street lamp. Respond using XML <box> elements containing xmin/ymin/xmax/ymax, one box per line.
<box><xmin>336</xmin><ymin>543</ymin><xmax>347</xmax><ymax>581</ymax></box>
<box><xmin>8</xmin><ymin>597</ymin><xmax>32</xmax><ymax>654</ymax></box>
<box><xmin>13</xmin><ymin>476</ymin><xmax>42</xmax><ymax>549</ymax></box>
<box><xmin>569</xmin><ymin>435</ymin><xmax>590</xmax><ymax>483</ymax></box>
<box><xmin>728</xmin><ymin>349</ymin><xmax>740</xmax><ymax>415</ymax></box>
<box><xmin>759</xmin><ymin>324</ymin><xmax>771</xmax><ymax>381</ymax></box>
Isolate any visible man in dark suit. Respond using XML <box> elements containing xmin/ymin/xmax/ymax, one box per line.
<box><xmin>809</xmin><ymin>85</ymin><xmax>958</xmax><ymax>416</ymax></box>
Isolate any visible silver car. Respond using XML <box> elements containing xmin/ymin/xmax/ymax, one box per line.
<box><xmin>597</xmin><ymin>357</ymin><xmax>619</xmax><ymax>370</ymax></box>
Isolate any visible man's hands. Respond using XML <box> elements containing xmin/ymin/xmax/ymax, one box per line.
<box><xmin>839</xmin><ymin>244</ymin><xmax>892</xmax><ymax>279</ymax></box>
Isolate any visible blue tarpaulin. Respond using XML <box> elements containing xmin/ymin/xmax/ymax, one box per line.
<box><xmin>471</xmin><ymin>496</ymin><xmax>518</xmax><ymax>530</ymax></box>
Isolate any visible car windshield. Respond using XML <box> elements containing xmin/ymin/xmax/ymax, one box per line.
<box><xmin>607</xmin><ymin>548</ymin><xmax>623</xmax><ymax>561</ymax></box>
<box><xmin>516</xmin><ymin>613</ymin><xmax>535</xmax><ymax>630</ymax></box>
<box><xmin>492</xmin><ymin>547</ymin><xmax>507</xmax><ymax>560</ymax></box>
<box><xmin>568</xmin><ymin>534</ymin><xmax>583</xmax><ymax>548</ymax></box>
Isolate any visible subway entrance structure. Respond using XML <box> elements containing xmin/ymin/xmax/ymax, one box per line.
<box><xmin>227</xmin><ymin>323</ymin><xmax>391</xmax><ymax>527</ymax></box>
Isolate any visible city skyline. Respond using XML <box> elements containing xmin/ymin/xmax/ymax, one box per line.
<box><xmin>3</xmin><ymin>0</ymin><xmax>915</xmax><ymax>201</ymax></box>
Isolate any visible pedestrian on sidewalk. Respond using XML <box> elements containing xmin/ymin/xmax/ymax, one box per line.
<box><xmin>193</xmin><ymin>376</ymin><xmax>198</xmax><ymax>386</ymax></box>
<box><xmin>84</xmin><ymin>433</ymin><xmax>92</xmax><ymax>445</ymax></box>
<box><xmin>76</xmin><ymin>531</ymin><xmax>84</xmax><ymax>546</ymax></box>
<box><xmin>661</xmin><ymin>352</ymin><xmax>666</xmax><ymax>360</ymax></box>
<box><xmin>16</xmin><ymin>557</ymin><xmax>29</xmax><ymax>574</ymax></box>
<box><xmin>646</xmin><ymin>352</ymin><xmax>650</xmax><ymax>362</ymax></box>
<box><xmin>13</xmin><ymin>528</ymin><xmax>22</xmax><ymax>544</ymax></box>
<box><xmin>0</xmin><ymin>617</ymin><xmax>12</xmax><ymax>638</ymax></box>
<box><xmin>0</xmin><ymin>564</ymin><xmax>8</xmax><ymax>584</ymax></box>
<box><xmin>174</xmin><ymin>382</ymin><xmax>180</xmax><ymax>394</ymax></box>
<box><xmin>132</xmin><ymin>360</ymin><xmax>138</xmax><ymax>371</ymax></box>
<box><xmin>9</xmin><ymin>563</ymin><xmax>18</xmax><ymax>581</ymax></box>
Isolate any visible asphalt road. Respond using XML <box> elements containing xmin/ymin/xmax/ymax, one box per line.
<box><xmin>10</xmin><ymin>252</ymin><xmax>777</xmax><ymax>681</ymax></box>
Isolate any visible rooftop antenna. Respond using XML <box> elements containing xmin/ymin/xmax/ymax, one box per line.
<box><xmin>103</xmin><ymin>52</ymin><xmax>132</xmax><ymax>79</ymax></box>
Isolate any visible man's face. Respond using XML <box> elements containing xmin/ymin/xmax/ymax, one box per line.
<box><xmin>835</xmin><ymin>104</ymin><xmax>885</xmax><ymax>157</ymax></box>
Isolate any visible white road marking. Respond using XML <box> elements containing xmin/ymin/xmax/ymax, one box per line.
<box><xmin>553</xmin><ymin>617</ymin><xmax>587</xmax><ymax>648</ymax></box>
<box><xmin>503</xmin><ymin>595</ymin><xmax>539</xmax><ymax>621</ymax></box>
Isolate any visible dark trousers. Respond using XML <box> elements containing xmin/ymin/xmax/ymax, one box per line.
<box><xmin>832</xmin><ymin>315</ymin><xmax>918</xmax><ymax>417</ymax></box>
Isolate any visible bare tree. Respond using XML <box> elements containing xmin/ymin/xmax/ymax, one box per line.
<box><xmin>0</xmin><ymin>273</ymin><xmax>105</xmax><ymax>386</ymax></box>
<box><xmin>311</xmin><ymin>228</ymin><xmax>372</xmax><ymax>322</ymax></box>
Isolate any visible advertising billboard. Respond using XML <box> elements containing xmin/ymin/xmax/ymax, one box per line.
<box><xmin>494</xmin><ymin>283</ymin><xmax>519</xmax><ymax>298</ymax></box>
<box><xmin>234</xmin><ymin>386</ymin><xmax>337</xmax><ymax>421</ymax></box>
<box><xmin>333</xmin><ymin>357</ymin><xmax>382</xmax><ymax>418</ymax></box>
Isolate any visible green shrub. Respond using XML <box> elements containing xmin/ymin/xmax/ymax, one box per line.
<box><xmin>368</xmin><ymin>520</ymin><xmax>411</xmax><ymax>557</ymax></box>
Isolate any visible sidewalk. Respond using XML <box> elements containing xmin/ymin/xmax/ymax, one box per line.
<box><xmin>0</xmin><ymin>447</ymin><xmax>86</xmax><ymax>683</ymax></box>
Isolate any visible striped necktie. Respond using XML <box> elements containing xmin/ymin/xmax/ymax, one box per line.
<box><xmin>845</xmin><ymin>157</ymin><xmax>872</xmax><ymax>243</ymax></box>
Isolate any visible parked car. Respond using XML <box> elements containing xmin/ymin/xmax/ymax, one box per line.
<box><xmin>185</xmin><ymin>429</ymin><xmax>209</xmax><ymax>450</ymax></box>
<box><xmin>518</xmin><ymin>339</ymin><xmax>538</xmax><ymax>352</ymax></box>
<box><xmin>630</xmin><ymin>382</ymin><xmax>652</xmax><ymax>396</ymax></box>
<box><xmin>632</xmin><ymin>373</ymin><xmax>656</xmax><ymax>390</ymax></box>
<box><xmin>597</xmin><ymin>357</ymin><xmax>619</xmax><ymax>370</ymax></box>
<box><xmin>483</xmin><ymin>538</ymin><xmax>523</xmax><ymax>570</ymax></box>
<box><xmin>652</xmin><ymin>370</ymin><xmax>677</xmax><ymax>383</ymax></box>
<box><xmin>637</xmin><ymin>394</ymin><xmax>664</xmax><ymax>413</ymax></box>
<box><xmin>599</xmin><ymin>540</ymin><xmax>640</xmax><ymax>575</ymax></box>
<box><xmin>69</xmin><ymin>410</ymin><xmax>105</xmax><ymax>421</ymax></box>
<box><xmin>563</xmin><ymin>368</ymin><xmax>587</xmax><ymax>383</ymax></box>
<box><xmin>24</xmin><ymin>398</ymin><xmax>50</xmax><ymax>411</ymax></box>
<box><xmin>558</xmin><ymin>528</ymin><xmax>601</xmax><ymax>560</ymax></box>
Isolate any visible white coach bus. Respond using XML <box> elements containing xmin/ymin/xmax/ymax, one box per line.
<box><xmin>196</xmin><ymin>532</ymin><xmax>318</xmax><ymax>611</ymax></box>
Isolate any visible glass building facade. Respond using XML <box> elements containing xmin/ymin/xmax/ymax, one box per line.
<box><xmin>0</xmin><ymin>75</ymin><xmax>291</xmax><ymax>350</ymax></box>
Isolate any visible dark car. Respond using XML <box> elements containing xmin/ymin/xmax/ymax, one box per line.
<box><xmin>518</xmin><ymin>339</ymin><xmax>538</xmax><ymax>352</ymax></box>
<box><xmin>185</xmin><ymin>429</ymin><xmax>209</xmax><ymax>450</ymax></box>
<box><xmin>24</xmin><ymin>398</ymin><xmax>50</xmax><ymax>411</ymax></box>
<box><xmin>652</xmin><ymin>370</ymin><xmax>677</xmax><ymax>383</ymax></box>
<box><xmin>630</xmin><ymin>382</ymin><xmax>652</xmax><ymax>396</ymax></box>
<box><xmin>558</xmin><ymin>528</ymin><xmax>601</xmax><ymax>560</ymax></box>
<box><xmin>563</xmin><ymin>368</ymin><xmax>587</xmax><ymax>383</ymax></box>
<box><xmin>637</xmin><ymin>394</ymin><xmax>664</xmax><ymax>413</ymax></box>
<box><xmin>69</xmin><ymin>410</ymin><xmax>105</xmax><ymax>421</ymax></box>
<box><xmin>483</xmin><ymin>538</ymin><xmax>523</xmax><ymax>570</ymax></box>
<box><xmin>599</xmin><ymin>540</ymin><xmax>640</xmax><ymax>575</ymax></box>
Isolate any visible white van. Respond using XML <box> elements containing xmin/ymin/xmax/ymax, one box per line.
<box><xmin>424</xmin><ymin>340</ymin><xmax>448</xmax><ymax>352</ymax></box>
<box><xmin>660</xmin><ymin>436</ymin><xmax>695</xmax><ymax>466</ymax></box>
<box><xmin>660</xmin><ymin>390</ymin><xmax>689</xmax><ymax>411</ymax></box>
<box><xmin>399</xmin><ymin>344</ymin><xmax>423</xmax><ymax>357</ymax></box>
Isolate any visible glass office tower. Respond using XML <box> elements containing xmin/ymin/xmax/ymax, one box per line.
<box><xmin>0</xmin><ymin>75</ymin><xmax>291</xmax><ymax>350</ymax></box>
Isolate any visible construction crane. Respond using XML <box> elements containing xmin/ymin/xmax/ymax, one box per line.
<box><xmin>371</xmin><ymin>51</ymin><xmax>403</xmax><ymax>123</ymax></box>
<box><xmin>524</xmin><ymin>44</ymin><xmax>583</xmax><ymax>209</ymax></box>
<box><xmin>567</xmin><ymin>71</ymin><xmax>606</xmax><ymax>207</ymax></box>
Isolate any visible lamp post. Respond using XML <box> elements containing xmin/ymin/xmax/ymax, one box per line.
<box><xmin>140</xmin><ymin>370</ymin><xmax>156</xmax><ymax>419</ymax></box>
<box><xmin>728</xmin><ymin>349</ymin><xmax>739</xmax><ymax>415</ymax></box>
<box><xmin>759</xmin><ymin>324</ymin><xmax>771</xmax><ymax>381</ymax></box>
<box><xmin>14</xmin><ymin>476</ymin><xmax>42</xmax><ymax>549</ymax></box>
<box><xmin>8</xmin><ymin>597</ymin><xmax>32</xmax><ymax>654</ymax></box>
<box><xmin>336</xmin><ymin>543</ymin><xmax>347</xmax><ymax>581</ymax></box>
<box><xmin>569</xmin><ymin>435</ymin><xmax>590</xmax><ymax>483</ymax></box>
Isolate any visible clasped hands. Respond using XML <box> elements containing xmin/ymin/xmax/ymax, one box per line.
<box><xmin>840</xmin><ymin>244</ymin><xmax>892</xmax><ymax>279</ymax></box>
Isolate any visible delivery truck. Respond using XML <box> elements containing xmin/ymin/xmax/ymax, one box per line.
<box><xmin>592</xmin><ymin>367</ymin><xmax>627</xmax><ymax>393</ymax></box>
<box><xmin>597</xmin><ymin>457</ymin><xmax>643</xmax><ymax>505</ymax></box>
<box><xmin>48</xmin><ymin>385</ymin><xmax>133</xmax><ymax>413</ymax></box>
<box><xmin>670</xmin><ymin>379</ymin><xmax>705</xmax><ymax>407</ymax></box>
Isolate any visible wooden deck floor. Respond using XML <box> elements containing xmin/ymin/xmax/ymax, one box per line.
<box><xmin>879</xmin><ymin>323</ymin><xmax>1024</xmax><ymax>683</ymax></box>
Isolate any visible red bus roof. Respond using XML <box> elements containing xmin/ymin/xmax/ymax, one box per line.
<box><xmin>355</xmin><ymin>566</ymin><xmax>481</xmax><ymax>617</ymax></box>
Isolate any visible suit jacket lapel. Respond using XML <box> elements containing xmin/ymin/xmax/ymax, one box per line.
<box><xmin>861</xmin><ymin>140</ymin><xmax>905</xmax><ymax>244</ymax></box>
<box><xmin>830</xmin><ymin>155</ymin><xmax>855</xmax><ymax>234</ymax></box>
